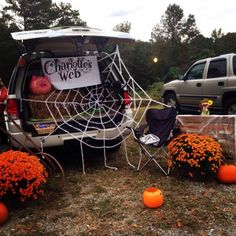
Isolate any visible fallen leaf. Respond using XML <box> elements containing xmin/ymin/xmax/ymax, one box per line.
<box><xmin>202</xmin><ymin>191</ymin><xmax>209</xmax><ymax>197</ymax></box>
<box><xmin>176</xmin><ymin>219</ymin><xmax>183</xmax><ymax>228</ymax></box>
<box><xmin>231</xmin><ymin>207</ymin><xmax>236</xmax><ymax>216</ymax></box>
<box><xmin>201</xmin><ymin>230</ymin><xmax>207</xmax><ymax>236</ymax></box>
<box><xmin>191</xmin><ymin>195</ymin><xmax>199</xmax><ymax>201</ymax></box>
<box><xmin>191</xmin><ymin>208</ymin><xmax>197</xmax><ymax>215</ymax></box>
<box><xmin>132</xmin><ymin>223</ymin><xmax>139</xmax><ymax>228</ymax></box>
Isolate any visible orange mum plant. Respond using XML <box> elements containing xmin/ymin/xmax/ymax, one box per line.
<box><xmin>168</xmin><ymin>134</ymin><xmax>224</xmax><ymax>178</ymax></box>
<box><xmin>0</xmin><ymin>150</ymin><xmax>48</xmax><ymax>202</ymax></box>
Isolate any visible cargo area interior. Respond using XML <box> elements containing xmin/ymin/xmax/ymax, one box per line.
<box><xmin>20</xmin><ymin>53</ymin><xmax>125</xmax><ymax>136</ymax></box>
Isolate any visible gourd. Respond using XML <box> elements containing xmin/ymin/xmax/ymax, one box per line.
<box><xmin>142</xmin><ymin>187</ymin><xmax>164</xmax><ymax>208</ymax></box>
<box><xmin>217</xmin><ymin>164</ymin><xmax>236</xmax><ymax>184</ymax></box>
<box><xmin>0</xmin><ymin>202</ymin><xmax>8</xmax><ymax>225</ymax></box>
<box><xmin>29</xmin><ymin>76</ymin><xmax>52</xmax><ymax>95</ymax></box>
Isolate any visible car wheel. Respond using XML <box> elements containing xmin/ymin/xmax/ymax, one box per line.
<box><xmin>164</xmin><ymin>93</ymin><xmax>178</xmax><ymax>108</ymax></box>
<box><xmin>224</xmin><ymin>98</ymin><xmax>236</xmax><ymax>114</ymax></box>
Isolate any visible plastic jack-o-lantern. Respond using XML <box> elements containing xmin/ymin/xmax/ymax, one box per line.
<box><xmin>29</xmin><ymin>76</ymin><xmax>52</xmax><ymax>95</ymax></box>
<box><xmin>142</xmin><ymin>187</ymin><xmax>164</xmax><ymax>208</ymax></box>
<box><xmin>0</xmin><ymin>202</ymin><xmax>8</xmax><ymax>225</ymax></box>
<box><xmin>217</xmin><ymin>164</ymin><xmax>236</xmax><ymax>184</ymax></box>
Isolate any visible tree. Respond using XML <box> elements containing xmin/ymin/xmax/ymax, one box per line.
<box><xmin>3</xmin><ymin>0</ymin><xmax>86</xmax><ymax>30</ymax></box>
<box><xmin>123</xmin><ymin>41</ymin><xmax>158</xmax><ymax>89</ymax></box>
<box><xmin>113</xmin><ymin>21</ymin><xmax>131</xmax><ymax>33</ymax></box>
<box><xmin>151</xmin><ymin>4</ymin><xmax>199</xmax><ymax>43</ymax></box>
<box><xmin>214</xmin><ymin>32</ymin><xmax>236</xmax><ymax>55</ymax></box>
<box><xmin>189</xmin><ymin>35</ymin><xmax>215</xmax><ymax>61</ymax></box>
<box><xmin>51</xmin><ymin>2</ymin><xmax>86</xmax><ymax>27</ymax></box>
<box><xmin>0</xmin><ymin>9</ymin><xmax>19</xmax><ymax>82</ymax></box>
<box><xmin>150</xmin><ymin>4</ymin><xmax>200</xmax><ymax>81</ymax></box>
<box><xmin>4</xmin><ymin>0</ymin><xmax>53</xmax><ymax>30</ymax></box>
<box><xmin>181</xmin><ymin>14</ymin><xmax>200</xmax><ymax>43</ymax></box>
<box><xmin>211</xmin><ymin>28</ymin><xmax>224</xmax><ymax>42</ymax></box>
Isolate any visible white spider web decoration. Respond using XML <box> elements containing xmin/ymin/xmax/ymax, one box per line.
<box><xmin>22</xmin><ymin>46</ymin><xmax>167</xmax><ymax>173</ymax></box>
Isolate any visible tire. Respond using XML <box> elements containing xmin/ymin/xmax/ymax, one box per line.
<box><xmin>223</xmin><ymin>98</ymin><xmax>236</xmax><ymax>114</ymax></box>
<box><xmin>164</xmin><ymin>93</ymin><xmax>179</xmax><ymax>109</ymax></box>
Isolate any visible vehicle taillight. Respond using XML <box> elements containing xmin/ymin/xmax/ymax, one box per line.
<box><xmin>6</xmin><ymin>95</ymin><xmax>19</xmax><ymax>118</ymax></box>
<box><xmin>123</xmin><ymin>91</ymin><xmax>131</xmax><ymax>106</ymax></box>
<box><xmin>18</xmin><ymin>56</ymin><xmax>26</xmax><ymax>67</ymax></box>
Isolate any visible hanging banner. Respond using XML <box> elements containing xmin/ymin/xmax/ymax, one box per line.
<box><xmin>41</xmin><ymin>56</ymin><xmax>101</xmax><ymax>90</ymax></box>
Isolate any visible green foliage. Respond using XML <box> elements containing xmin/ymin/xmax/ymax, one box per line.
<box><xmin>0</xmin><ymin>9</ymin><xmax>19</xmax><ymax>82</ymax></box>
<box><xmin>51</xmin><ymin>2</ymin><xmax>86</xmax><ymax>27</ymax></box>
<box><xmin>3</xmin><ymin>0</ymin><xmax>86</xmax><ymax>30</ymax></box>
<box><xmin>150</xmin><ymin>4</ymin><xmax>200</xmax><ymax>78</ymax></box>
<box><xmin>211</xmin><ymin>28</ymin><xmax>224</xmax><ymax>42</ymax></box>
<box><xmin>4</xmin><ymin>0</ymin><xmax>53</xmax><ymax>30</ymax></box>
<box><xmin>189</xmin><ymin>35</ymin><xmax>215</xmax><ymax>61</ymax></box>
<box><xmin>214</xmin><ymin>33</ymin><xmax>236</xmax><ymax>55</ymax></box>
<box><xmin>113</xmin><ymin>21</ymin><xmax>131</xmax><ymax>33</ymax></box>
<box><xmin>120</xmin><ymin>41</ymin><xmax>159</xmax><ymax>90</ymax></box>
<box><xmin>163</xmin><ymin>67</ymin><xmax>180</xmax><ymax>84</ymax></box>
<box><xmin>146</xmin><ymin>81</ymin><xmax>164</xmax><ymax>101</ymax></box>
<box><xmin>151</xmin><ymin>4</ymin><xmax>199</xmax><ymax>43</ymax></box>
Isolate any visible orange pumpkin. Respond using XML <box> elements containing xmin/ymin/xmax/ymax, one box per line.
<box><xmin>217</xmin><ymin>164</ymin><xmax>236</xmax><ymax>184</ymax></box>
<box><xmin>0</xmin><ymin>202</ymin><xmax>8</xmax><ymax>225</ymax></box>
<box><xmin>142</xmin><ymin>187</ymin><xmax>164</xmax><ymax>208</ymax></box>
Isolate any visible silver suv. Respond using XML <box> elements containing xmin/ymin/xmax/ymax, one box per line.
<box><xmin>5</xmin><ymin>27</ymin><xmax>133</xmax><ymax>149</ymax></box>
<box><xmin>162</xmin><ymin>53</ymin><xmax>236</xmax><ymax>114</ymax></box>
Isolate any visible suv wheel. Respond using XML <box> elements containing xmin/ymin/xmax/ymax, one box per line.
<box><xmin>224</xmin><ymin>98</ymin><xmax>236</xmax><ymax>114</ymax></box>
<box><xmin>164</xmin><ymin>93</ymin><xmax>178</xmax><ymax>109</ymax></box>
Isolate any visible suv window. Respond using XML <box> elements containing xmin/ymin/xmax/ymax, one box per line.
<box><xmin>185</xmin><ymin>62</ymin><xmax>205</xmax><ymax>80</ymax></box>
<box><xmin>233</xmin><ymin>56</ymin><xmax>236</xmax><ymax>75</ymax></box>
<box><xmin>207</xmin><ymin>59</ymin><xmax>226</xmax><ymax>78</ymax></box>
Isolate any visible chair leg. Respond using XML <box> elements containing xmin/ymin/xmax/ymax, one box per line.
<box><xmin>137</xmin><ymin>147</ymin><xmax>143</xmax><ymax>171</ymax></box>
<box><xmin>152</xmin><ymin>158</ymin><xmax>168</xmax><ymax>175</ymax></box>
<box><xmin>136</xmin><ymin>144</ymin><xmax>170</xmax><ymax>175</ymax></box>
<box><xmin>139</xmin><ymin>157</ymin><xmax>152</xmax><ymax>171</ymax></box>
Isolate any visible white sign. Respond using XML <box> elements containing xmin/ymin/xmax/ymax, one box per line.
<box><xmin>41</xmin><ymin>56</ymin><xmax>101</xmax><ymax>90</ymax></box>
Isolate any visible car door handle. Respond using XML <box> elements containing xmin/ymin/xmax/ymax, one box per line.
<box><xmin>218</xmin><ymin>81</ymin><xmax>224</xmax><ymax>86</ymax></box>
<box><xmin>196</xmin><ymin>83</ymin><xmax>201</xmax><ymax>87</ymax></box>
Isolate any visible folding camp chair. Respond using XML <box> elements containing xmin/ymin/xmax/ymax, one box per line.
<box><xmin>129</xmin><ymin>107</ymin><xmax>177</xmax><ymax>175</ymax></box>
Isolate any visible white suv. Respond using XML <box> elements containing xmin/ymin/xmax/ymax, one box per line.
<box><xmin>5</xmin><ymin>27</ymin><xmax>133</xmax><ymax>149</ymax></box>
<box><xmin>162</xmin><ymin>53</ymin><xmax>236</xmax><ymax>114</ymax></box>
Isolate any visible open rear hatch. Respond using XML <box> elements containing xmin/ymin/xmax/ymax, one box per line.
<box><xmin>11</xmin><ymin>27</ymin><xmax>133</xmax><ymax>136</ymax></box>
<box><xmin>11</xmin><ymin>27</ymin><xmax>133</xmax><ymax>56</ymax></box>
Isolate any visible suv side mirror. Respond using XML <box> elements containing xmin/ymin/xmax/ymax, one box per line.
<box><xmin>179</xmin><ymin>74</ymin><xmax>184</xmax><ymax>80</ymax></box>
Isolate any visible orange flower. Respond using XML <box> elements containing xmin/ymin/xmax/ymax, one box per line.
<box><xmin>168</xmin><ymin>134</ymin><xmax>224</xmax><ymax>178</ymax></box>
<box><xmin>0</xmin><ymin>150</ymin><xmax>48</xmax><ymax>201</ymax></box>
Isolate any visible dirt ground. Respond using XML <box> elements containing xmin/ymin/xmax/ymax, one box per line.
<box><xmin>0</xmin><ymin>139</ymin><xmax>236</xmax><ymax>236</ymax></box>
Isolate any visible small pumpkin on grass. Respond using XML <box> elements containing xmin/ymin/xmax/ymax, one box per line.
<box><xmin>217</xmin><ymin>164</ymin><xmax>236</xmax><ymax>184</ymax></box>
<box><xmin>142</xmin><ymin>187</ymin><xmax>164</xmax><ymax>208</ymax></box>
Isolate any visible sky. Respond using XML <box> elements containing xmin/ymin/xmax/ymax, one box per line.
<box><xmin>1</xmin><ymin>0</ymin><xmax>236</xmax><ymax>41</ymax></box>
<box><xmin>55</xmin><ymin>0</ymin><xmax>236</xmax><ymax>41</ymax></box>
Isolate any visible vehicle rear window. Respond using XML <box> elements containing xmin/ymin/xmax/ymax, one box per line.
<box><xmin>207</xmin><ymin>59</ymin><xmax>226</xmax><ymax>78</ymax></box>
<box><xmin>233</xmin><ymin>56</ymin><xmax>236</xmax><ymax>75</ymax></box>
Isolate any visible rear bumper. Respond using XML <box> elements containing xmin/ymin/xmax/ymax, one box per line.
<box><xmin>5</xmin><ymin>111</ymin><xmax>133</xmax><ymax>148</ymax></box>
